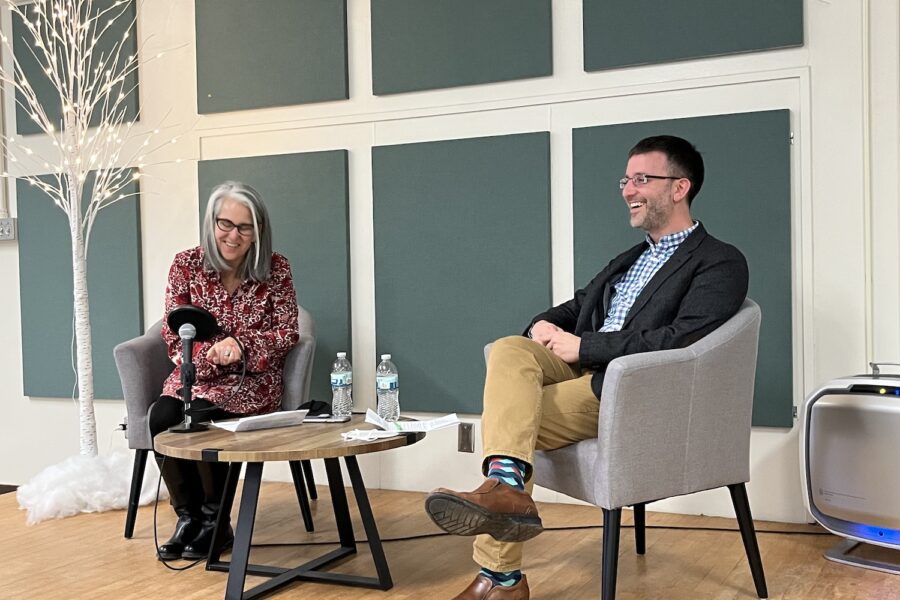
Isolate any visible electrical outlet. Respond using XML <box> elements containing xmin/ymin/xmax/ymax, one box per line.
<box><xmin>458</xmin><ymin>422</ymin><xmax>474</xmax><ymax>453</ymax></box>
<box><xmin>0</xmin><ymin>218</ymin><xmax>16</xmax><ymax>241</ymax></box>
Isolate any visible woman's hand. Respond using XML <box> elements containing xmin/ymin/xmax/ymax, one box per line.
<box><xmin>207</xmin><ymin>337</ymin><xmax>243</xmax><ymax>366</ymax></box>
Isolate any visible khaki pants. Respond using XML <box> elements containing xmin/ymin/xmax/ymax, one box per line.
<box><xmin>473</xmin><ymin>335</ymin><xmax>600</xmax><ymax>571</ymax></box>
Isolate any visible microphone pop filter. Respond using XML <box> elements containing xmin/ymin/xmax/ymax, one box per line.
<box><xmin>166</xmin><ymin>305</ymin><xmax>218</xmax><ymax>341</ymax></box>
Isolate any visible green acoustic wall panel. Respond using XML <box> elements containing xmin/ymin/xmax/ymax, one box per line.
<box><xmin>18</xmin><ymin>176</ymin><xmax>142</xmax><ymax>399</ymax></box>
<box><xmin>572</xmin><ymin>110</ymin><xmax>792</xmax><ymax>427</ymax></box>
<box><xmin>584</xmin><ymin>0</ymin><xmax>803</xmax><ymax>71</ymax></box>
<box><xmin>13</xmin><ymin>0</ymin><xmax>139</xmax><ymax>135</ymax></box>
<box><xmin>373</xmin><ymin>133</ymin><xmax>551</xmax><ymax>414</ymax></box>
<box><xmin>371</xmin><ymin>0</ymin><xmax>552</xmax><ymax>95</ymax></box>
<box><xmin>198</xmin><ymin>152</ymin><xmax>350</xmax><ymax>405</ymax></box>
<box><xmin>195</xmin><ymin>0</ymin><xmax>348</xmax><ymax>114</ymax></box>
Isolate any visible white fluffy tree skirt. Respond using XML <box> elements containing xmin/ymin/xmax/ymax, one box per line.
<box><xmin>16</xmin><ymin>449</ymin><xmax>168</xmax><ymax>525</ymax></box>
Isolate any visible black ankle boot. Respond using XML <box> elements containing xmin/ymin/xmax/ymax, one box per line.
<box><xmin>181</xmin><ymin>518</ymin><xmax>233</xmax><ymax>560</ymax></box>
<box><xmin>158</xmin><ymin>512</ymin><xmax>201</xmax><ymax>560</ymax></box>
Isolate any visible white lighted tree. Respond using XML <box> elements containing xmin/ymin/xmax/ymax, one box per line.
<box><xmin>0</xmin><ymin>0</ymin><xmax>175</xmax><ymax>460</ymax></box>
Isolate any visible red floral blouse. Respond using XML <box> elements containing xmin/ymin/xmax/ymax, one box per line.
<box><xmin>160</xmin><ymin>246</ymin><xmax>300</xmax><ymax>415</ymax></box>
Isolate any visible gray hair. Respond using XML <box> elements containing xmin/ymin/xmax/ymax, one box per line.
<box><xmin>201</xmin><ymin>181</ymin><xmax>273</xmax><ymax>282</ymax></box>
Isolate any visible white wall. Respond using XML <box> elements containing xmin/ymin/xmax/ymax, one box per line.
<box><xmin>0</xmin><ymin>0</ymin><xmax>897</xmax><ymax>524</ymax></box>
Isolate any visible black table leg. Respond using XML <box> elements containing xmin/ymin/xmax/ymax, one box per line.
<box><xmin>324</xmin><ymin>457</ymin><xmax>357</xmax><ymax>551</ymax></box>
<box><xmin>204</xmin><ymin>457</ymin><xmax>396</xmax><ymax>598</ymax></box>
<box><xmin>225</xmin><ymin>462</ymin><xmax>263</xmax><ymax>600</ymax></box>
<box><xmin>208</xmin><ymin>462</ymin><xmax>242</xmax><ymax>567</ymax></box>
<box><xmin>302</xmin><ymin>460</ymin><xmax>318</xmax><ymax>500</ymax></box>
<box><xmin>289</xmin><ymin>460</ymin><xmax>315</xmax><ymax>532</ymax></box>
<box><xmin>345</xmin><ymin>456</ymin><xmax>393</xmax><ymax>590</ymax></box>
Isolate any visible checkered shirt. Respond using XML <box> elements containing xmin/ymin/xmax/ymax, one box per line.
<box><xmin>599</xmin><ymin>222</ymin><xmax>698</xmax><ymax>332</ymax></box>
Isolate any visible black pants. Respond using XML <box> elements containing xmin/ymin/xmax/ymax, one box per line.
<box><xmin>149</xmin><ymin>395</ymin><xmax>240</xmax><ymax>519</ymax></box>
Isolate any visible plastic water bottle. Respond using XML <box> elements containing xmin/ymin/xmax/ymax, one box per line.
<box><xmin>330</xmin><ymin>352</ymin><xmax>353</xmax><ymax>418</ymax></box>
<box><xmin>376</xmin><ymin>354</ymin><xmax>400</xmax><ymax>422</ymax></box>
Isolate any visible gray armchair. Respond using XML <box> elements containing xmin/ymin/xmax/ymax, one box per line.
<box><xmin>114</xmin><ymin>304</ymin><xmax>318</xmax><ymax>538</ymax></box>
<box><xmin>486</xmin><ymin>299</ymin><xmax>767</xmax><ymax>599</ymax></box>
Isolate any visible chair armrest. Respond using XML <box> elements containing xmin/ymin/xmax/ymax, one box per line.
<box><xmin>281</xmin><ymin>304</ymin><xmax>317</xmax><ymax>411</ymax></box>
<box><xmin>483</xmin><ymin>342</ymin><xmax>494</xmax><ymax>365</ymax></box>
<box><xmin>593</xmin><ymin>347</ymin><xmax>700</xmax><ymax>507</ymax></box>
<box><xmin>593</xmin><ymin>302</ymin><xmax>760</xmax><ymax>508</ymax></box>
<box><xmin>113</xmin><ymin>321</ymin><xmax>172</xmax><ymax>450</ymax></box>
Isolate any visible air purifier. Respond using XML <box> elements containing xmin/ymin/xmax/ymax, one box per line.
<box><xmin>800</xmin><ymin>363</ymin><xmax>900</xmax><ymax>573</ymax></box>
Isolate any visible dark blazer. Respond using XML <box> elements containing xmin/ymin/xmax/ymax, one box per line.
<box><xmin>529</xmin><ymin>222</ymin><xmax>749</xmax><ymax>399</ymax></box>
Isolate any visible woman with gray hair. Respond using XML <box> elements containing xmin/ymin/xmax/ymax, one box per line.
<box><xmin>149</xmin><ymin>181</ymin><xmax>300</xmax><ymax>561</ymax></box>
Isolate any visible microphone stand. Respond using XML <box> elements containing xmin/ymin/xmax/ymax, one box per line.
<box><xmin>169</xmin><ymin>323</ymin><xmax>209</xmax><ymax>433</ymax></box>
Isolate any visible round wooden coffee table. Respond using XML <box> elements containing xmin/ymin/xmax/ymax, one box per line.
<box><xmin>155</xmin><ymin>414</ymin><xmax>424</xmax><ymax>600</ymax></box>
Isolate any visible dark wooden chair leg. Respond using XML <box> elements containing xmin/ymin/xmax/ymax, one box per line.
<box><xmin>728</xmin><ymin>483</ymin><xmax>768</xmax><ymax>599</ymax></box>
<box><xmin>289</xmin><ymin>460</ymin><xmax>315</xmax><ymax>531</ymax></box>
<box><xmin>602</xmin><ymin>508</ymin><xmax>622</xmax><ymax>600</ymax></box>
<box><xmin>633</xmin><ymin>503</ymin><xmax>646</xmax><ymax>555</ymax></box>
<box><xmin>124</xmin><ymin>448</ymin><xmax>148</xmax><ymax>538</ymax></box>
<box><xmin>301</xmin><ymin>459</ymin><xmax>317</xmax><ymax>500</ymax></box>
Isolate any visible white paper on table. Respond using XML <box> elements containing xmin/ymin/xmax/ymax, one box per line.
<box><xmin>364</xmin><ymin>408</ymin><xmax>460</xmax><ymax>432</ymax></box>
<box><xmin>211</xmin><ymin>409</ymin><xmax>308</xmax><ymax>432</ymax></box>
<box><xmin>341</xmin><ymin>429</ymin><xmax>402</xmax><ymax>442</ymax></box>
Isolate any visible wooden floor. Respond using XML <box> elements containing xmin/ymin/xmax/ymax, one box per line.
<box><xmin>3</xmin><ymin>482</ymin><xmax>900</xmax><ymax>599</ymax></box>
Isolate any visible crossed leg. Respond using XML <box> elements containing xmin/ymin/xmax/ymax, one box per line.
<box><xmin>474</xmin><ymin>335</ymin><xmax>600</xmax><ymax>571</ymax></box>
<box><xmin>425</xmin><ymin>335</ymin><xmax>600</xmax><ymax>573</ymax></box>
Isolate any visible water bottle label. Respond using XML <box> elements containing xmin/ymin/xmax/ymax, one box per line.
<box><xmin>331</xmin><ymin>372</ymin><xmax>352</xmax><ymax>386</ymax></box>
<box><xmin>376</xmin><ymin>375</ymin><xmax>398</xmax><ymax>390</ymax></box>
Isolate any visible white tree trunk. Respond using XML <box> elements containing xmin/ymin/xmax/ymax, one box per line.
<box><xmin>69</xmin><ymin>185</ymin><xmax>97</xmax><ymax>457</ymax></box>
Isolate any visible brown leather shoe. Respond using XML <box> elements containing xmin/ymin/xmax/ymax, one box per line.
<box><xmin>452</xmin><ymin>574</ymin><xmax>530</xmax><ymax>600</ymax></box>
<box><xmin>425</xmin><ymin>479</ymin><xmax>543</xmax><ymax>542</ymax></box>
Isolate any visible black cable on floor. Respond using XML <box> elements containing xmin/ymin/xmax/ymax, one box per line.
<box><xmin>147</xmin><ymin>474</ymin><xmax>829</xmax><ymax>557</ymax></box>
<box><xmin>246</xmin><ymin>523</ymin><xmax>832</xmax><ymax>549</ymax></box>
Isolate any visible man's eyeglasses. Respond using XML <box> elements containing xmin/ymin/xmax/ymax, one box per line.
<box><xmin>216</xmin><ymin>218</ymin><xmax>254</xmax><ymax>236</ymax></box>
<box><xmin>618</xmin><ymin>173</ymin><xmax>682</xmax><ymax>189</ymax></box>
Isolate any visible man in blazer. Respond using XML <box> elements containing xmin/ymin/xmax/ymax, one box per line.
<box><xmin>425</xmin><ymin>135</ymin><xmax>749</xmax><ymax>600</ymax></box>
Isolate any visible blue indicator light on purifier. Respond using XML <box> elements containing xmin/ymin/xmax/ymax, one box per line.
<box><xmin>895</xmin><ymin>389</ymin><xmax>900</xmax><ymax>395</ymax></box>
<box><xmin>844</xmin><ymin>522</ymin><xmax>900</xmax><ymax>545</ymax></box>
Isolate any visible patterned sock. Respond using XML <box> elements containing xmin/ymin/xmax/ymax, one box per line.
<box><xmin>480</xmin><ymin>567</ymin><xmax>523</xmax><ymax>587</ymax></box>
<box><xmin>487</xmin><ymin>456</ymin><xmax>527</xmax><ymax>491</ymax></box>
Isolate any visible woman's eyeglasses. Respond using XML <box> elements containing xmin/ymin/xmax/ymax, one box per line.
<box><xmin>216</xmin><ymin>218</ymin><xmax>254</xmax><ymax>236</ymax></box>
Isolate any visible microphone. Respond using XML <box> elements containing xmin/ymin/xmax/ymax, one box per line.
<box><xmin>166</xmin><ymin>307</ymin><xmax>217</xmax><ymax>434</ymax></box>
